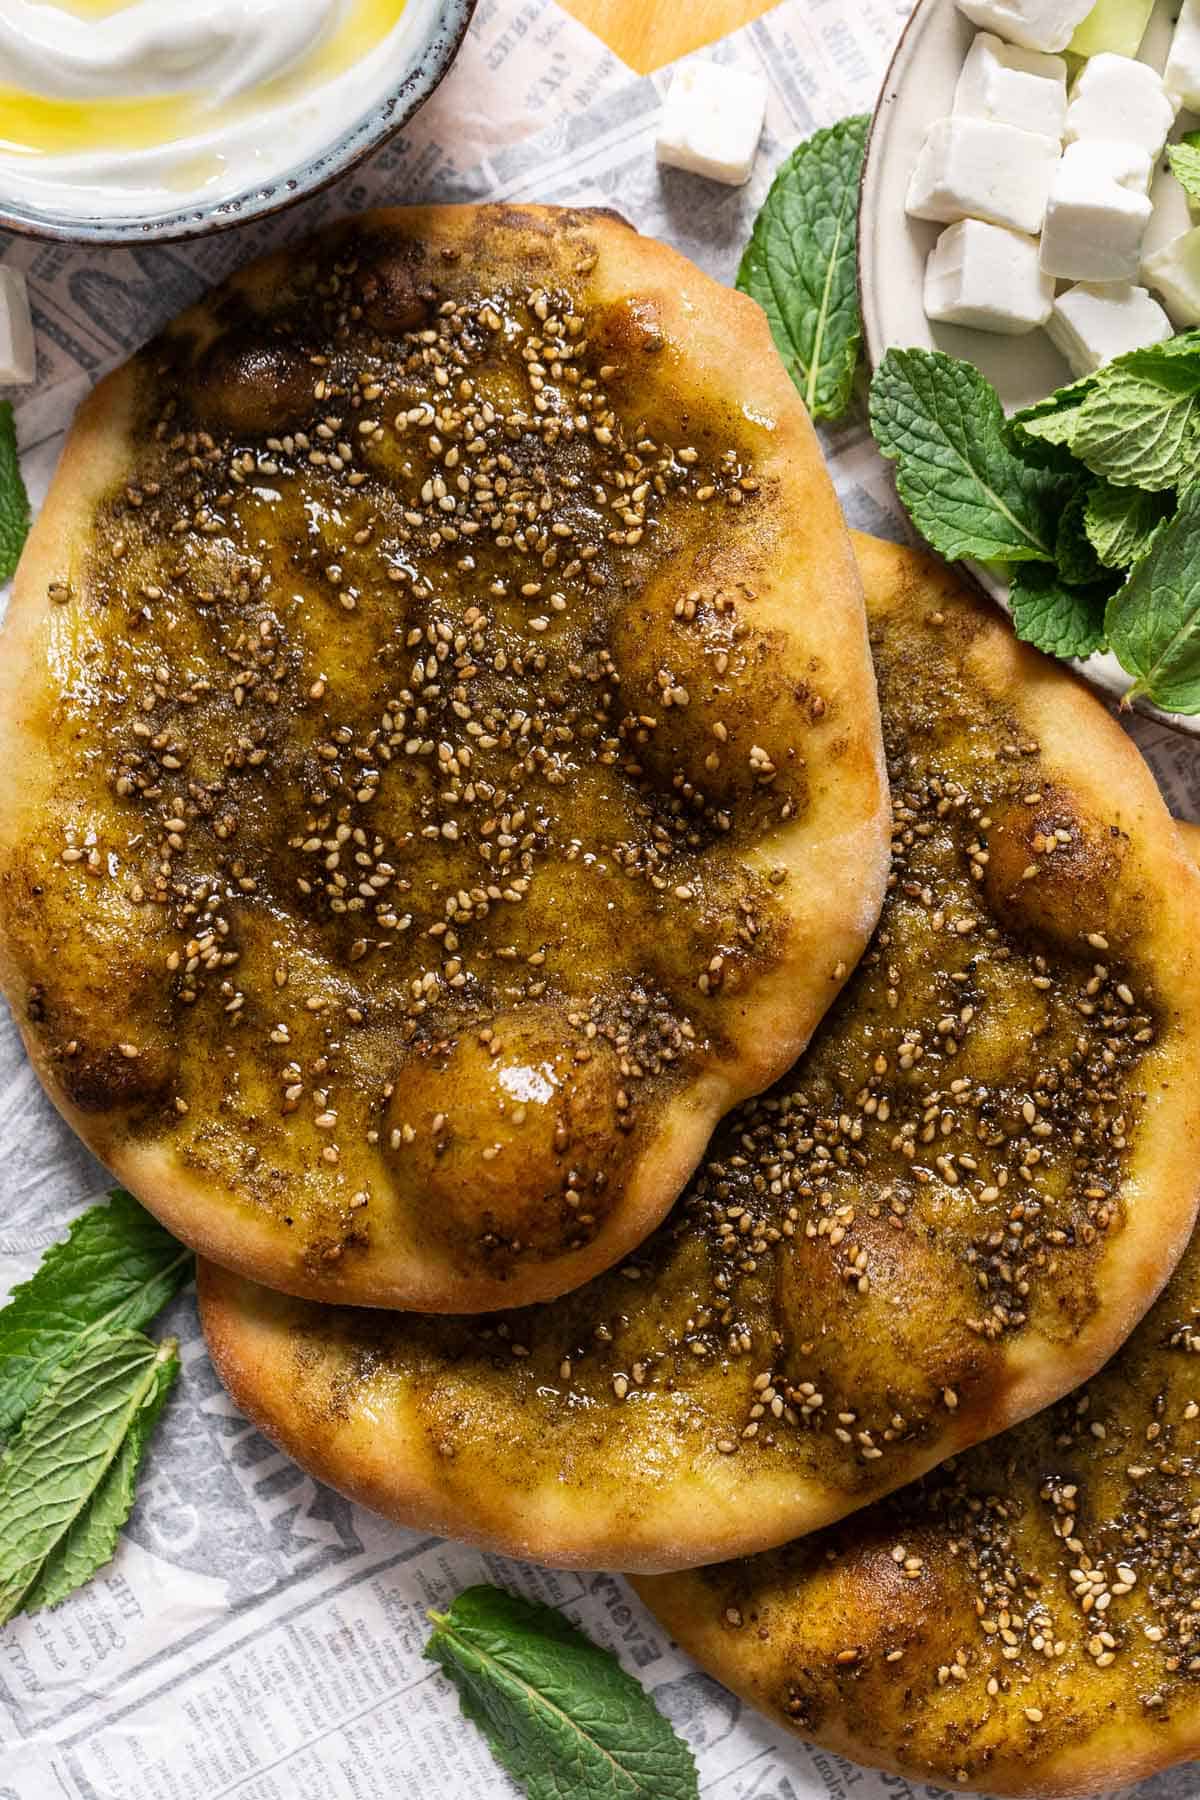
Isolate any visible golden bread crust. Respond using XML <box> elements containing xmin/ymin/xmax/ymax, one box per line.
<box><xmin>198</xmin><ymin>537</ymin><xmax>1200</xmax><ymax>1572</ymax></box>
<box><xmin>0</xmin><ymin>204</ymin><xmax>889</xmax><ymax>1311</ymax></box>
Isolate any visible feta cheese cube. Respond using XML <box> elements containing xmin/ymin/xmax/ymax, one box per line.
<box><xmin>906</xmin><ymin>117</ymin><xmax>1060</xmax><ymax>235</ymax></box>
<box><xmin>1065</xmin><ymin>54</ymin><xmax>1176</xmax><ymax>161</ymax></box>
<box><xmin>925</xmin><ymin>219</ymin><xmax>1054</xmax><ymax>333</ymax></box>
<box><xmin>954</xmin><ymin>33</ymin><xmax>1068</xmax><ymax>138</ymax></box>
<box><xmin>655</xmin><ymin>61</ymin><xmax>768</xmax><ymax>187</ymax></box>
<box><xmin>956</xmin><ymin>0</ymin><xmax>1093</xmax><ymax>54</ymax></box>
<box><xmin>1040</xmin><ymin>139</ymin><xmax>1153</xmax><ymax>283</ymax></box>
<box><xmin>1143</xmin><ymin>163</ymin><xmax>1196</xmax><ymax>266</ymax></box>
<box><xmin>1069</xmin><ymin>0</ymin><xmax>1155</xmax><ymax>60</ymax></box>
<box><xmin>1143</xmin><ymin>227</ymin><xmax>1200</xmax><ymax>326</ymax></box>
<box><xmin>0</xmin><ymin>269</ymin><xmax>34</xmax><ymax>388</ymax></box>
<box><xmin>1047</xmin><ymin>282</ymin><xmax>1173</xmax><ymax>374</ymax></box>
<box><xmin>1166</xmin><ymin>0</ymin><xmax>1200</xmax><ymax>113</ymax></box>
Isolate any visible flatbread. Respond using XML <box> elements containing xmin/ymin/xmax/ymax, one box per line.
<box><xmin>198</xmin><ymin>536</ymin><xmax>1200</xmax><ymax>1570</ymax></box>
<box><xmin>0</xmin><ymin>204</ymin><xmax>889</xmax><ymax>1311</ymax></box>
<box><xmin>635</xmin><ymin>839</ymin><xmax>1200</xmax><ymax>1799</ymax></box>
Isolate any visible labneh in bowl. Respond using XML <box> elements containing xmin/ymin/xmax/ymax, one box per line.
<box><xmin>0</xmin><ymin>0</ymin><xmax>477</xmax><ymax>246</ymax></box>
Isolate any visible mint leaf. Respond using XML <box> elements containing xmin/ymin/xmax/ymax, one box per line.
<box><xmin>1010</xmin><ymin>563</ymin><xmax>1109</xmax><ymax>660</ymax></box>
<box><xmin>1072</xmin><ymin>334</ymin><xmax>1200</xmax><ymax>490</ymax></box>
<box><xmin>427</xmin><ymin>1586</ymin><xmax>698</xmax><ymax>1800</ymax></box>
<box><xmin>1056</xmin><ymin>485</ymin><xmax>1108</xmax><ymax>587</ymax></box>
<box><xmin>0</xmin><ymin>1330</ymin><xmax>179</xmax><ymax>1623</ymax></box>
<box><xmin>0</xmin><ymin>401</ymin><xmax>29</xmax><ymax>584</ymax></box>
<box><xmin>0</xmin><ymin>1191</ymin><xmax>191</xmax><ymax>1437</ymax></box>
<box><xmin>1106</xmin><ymin>483</ymin><xmax>1200</xmax><ymax>711</ymax></box>
<box><xmin>1084</xmin><ymin>479</ymin><xmax>1173</xmax><ymax>569</ymax></box>
<box><xmin>1013</xmin><ymin>336</ymin><xmax>1200</xmax><ymax>482</ymax></box>
<box><xmin>21</xmin><ymin>1341</ymin><xmax>176</xmax><ymax>1614</ymax></box>
<box><xmin>1169</xmin><ymin>134</ymin><xmax>1200</xmax><ymax>207</ymax></box>
<box><xmin>1010</xmin><ymin>373</ymin><xmax>1097</xmax><ymax>460</ymax></box>
<box><xmin>869</xmin><ymin>349</ymin><xmax>1069</xmax><ymax>562</ymax></box>
<box><xmin>737</xmin><ymin>116</ymin><xmax>869</xmax><ymax>423</ymax></box>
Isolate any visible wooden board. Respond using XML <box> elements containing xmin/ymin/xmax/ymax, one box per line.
<box><xmin>557</xmin><ymin>0</ymin><xmax>780</xmax><ymax>73</ymax></box>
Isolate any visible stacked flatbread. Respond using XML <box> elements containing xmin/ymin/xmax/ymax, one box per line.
<box><xmin>5</xmin><ymin>206</ymin><xmax>1200</xmax><ymax>1797</ymax></box>
<box><xmin>199</xmin><ymin>533</ymin><xmax>1200</xmax><ymax>1592</ymax></box>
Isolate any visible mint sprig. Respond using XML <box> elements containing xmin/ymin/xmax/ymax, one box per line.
<box><xmin>427</xmin><ymin>1586</ymin><xmax>698</xmax><ymax>1800</ymax></box>
<box><xmin>866</xmin><ymin>335</ymin><xmax>1200</xmax><ymax>705</ymax></box>
<box><xmin>0</xmin><ymin>1189</ymin><xmax>191</xmax><ymax>1436</ymax></box>
<box><xmin>870</xmin><ymin>349</ymin><xmax>1069</xmax><ymax>562</ymax></box>
<box><xmin>737</xmin><ymin>116</ymin><xmax>869</xmax><ymax>423</ymax></box>
<box><xmin>0</xmin><ymin>401</ymin><xmax>29</xmax><ymax>584</ymax></box>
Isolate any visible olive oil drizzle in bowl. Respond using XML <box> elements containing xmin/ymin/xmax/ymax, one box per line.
<box><xmin>0</xmin><ymin>0</ymin><xmax>475</xmax><ymax>241</ymax></box>
<box><xmin>0</xmin><ymin>0</ymin><xmax>410</xmax><ymax>161</ymax></box>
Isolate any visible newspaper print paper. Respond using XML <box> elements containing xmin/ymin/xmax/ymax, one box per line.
<box><xmin>0</xmin><ymin>2</ymin><xmax>1194</xmax><ymax>1795</ymax></box>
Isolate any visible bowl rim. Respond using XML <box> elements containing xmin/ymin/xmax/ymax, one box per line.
<box><xmin>0</xmin><ymin>0</ymin><xmax>478</xmax><ymax>247</ymax></box>
<box><xmin>856</xmin><ymin>0</ymin><xmax>926</xmax><ymax>382</ymax></box>
<box><xmin>855</xmin><ymin>0</ymin><xmax>1200</xmax><ymax>740</ymax></box>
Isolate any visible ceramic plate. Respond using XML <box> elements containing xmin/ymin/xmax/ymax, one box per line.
<box><xmin>859</xmin><ymin>0</ymin><xmax>1199</xmax><ymax>735</ymax></box>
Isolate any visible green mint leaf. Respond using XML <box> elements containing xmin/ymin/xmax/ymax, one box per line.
<box><xmin>426</xmin><ymin>1586</ymin><xmax>698</xmax><ymax>1800</ymax></box>
<box><xmin>1010</xmin><ymin>373</ymin><xmax>1097</xmax><ymax>461</ymax></box>
<box><xmin>1169</xmin><ymin>135</ymin><xmax>1200</xmax><ymax>207</ymax></box>
<box><xmin>1056</xmin><ymin>485</ymin><xmax>1108</xmax><ymax>587</ymax></box>
<box><xmin>0</xmin><ymin>401</ymin><xmax>30</xmax><ymax>584</ymax></box>
<box><xmin>1071</xmin><ymin>332</ymin><xmax>1200</xmax><ymax>490</ymax></box>
<box><xmin>20</xmin><ymin>1341</ymin><xmax>177</xmax><ymax>1614</ymax></box>
<box><xmin>736</xmin><ymin>115</ymin><xmax>869</xmax><ymax>423</ymax></box>
<box><xmin>1106</xmin><ymin>482</ymin><xmax>1200</xmax><ymax>711</ymax></box>
<box><xmin>869</xmin><ymin>349</ymin><xmax>1069</xmax><ymax>562</ymax></box>
<box><xmin>1084</xmin><ymin>479</ymin><xmax>1173</xmax><ymax>569</ymax></box>
<box><xmin>0</xmin><ymin>1190</ymin><xmax>191</xmax><ymax>1438</ymax></box>
<box><xmin>1010</xmin><ymin>563</ymin><xmax>1109</xmax><ymax>660</ymax></box>
<box><xmin>0</xmin><ymin>1330</ymin><xmax>179</xmax><ymax>1623</ymax></box>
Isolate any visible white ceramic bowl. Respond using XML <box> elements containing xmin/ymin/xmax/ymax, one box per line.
<box><xmin>0</xmin><ymin>0</ymin><xmax>476</xmax><ymax>246</ymax></box>
<box><xmin>859</xmin><ymin>0</ymin><xmax>1200</xmax><ymax>735</ymax></box>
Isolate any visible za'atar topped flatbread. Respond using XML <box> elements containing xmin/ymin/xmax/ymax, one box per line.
<box><xmin>0</xmin><ymin>205</ymin><xmax>889</xmax><ymax>1313</ymax></box>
